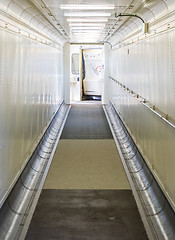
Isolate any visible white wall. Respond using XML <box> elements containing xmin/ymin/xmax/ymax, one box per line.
<box><xmin>63</xmin><ymin>42</ymin><xmax>70</xmax><ymax>104</ymax></box>
<box><xmin>70</xmin><ymin>44</ymin><xmax>81</xmax><ymax>101</ymax></box>
<box><xmin>102</xmin><ymin>43</ymin><xmax>110</xmax><ymax>104</ymax></box>
<box><xmin>0</xmin><ymin>28</ymin><xmax>63</xmax><ymax>207</ymax></box>
<box><xmin>109</xmin><ymin>28</ymin><xmax>175</xmax><ymax>211</ymax></box>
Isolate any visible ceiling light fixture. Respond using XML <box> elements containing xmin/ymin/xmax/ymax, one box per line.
<box><xmin>71</xmin><ymin>32</ymin><xmax>101</xmax><ymax>34</ymax></box>
<box><xmin>71</xmin><ymin>30</ymin><xmax>103</xmax><ymax>33</ymax></box>
<box><xmin>70</xmin><ymin>27</ymin><xmax>104</xmax><ymax>30</ymax></box>
<box><xmin>73</xmin><ymin>34</ymin><xmax>100</xmax><ymax>36</ymax></box>
<box><xmin>60</xmin><ymin>4</ymin><xmax>114</xmax><ymax>10</ymax></box>
<box><xmin>73</xmin><ymin>36</ymin><xmax>100</xmax><ymax>38</ymax></box>
<box><xmin>67</xmin><ymin>18</ymin><xmax>108</xmax><ymax>22</ymax></box>
<box><xmin>69</xmin><ymin>23</ymin><xmax>105</xmax><ymax>27</ymax></box>
<box><xmin>64</xmin><ymin>12</ymin><xmax>111</xmax><ymax>17</ymax></box>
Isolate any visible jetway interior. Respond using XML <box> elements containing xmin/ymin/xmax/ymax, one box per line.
<box><xmin>0</xmin><ymin>0</ymin><xmax>175</xmax><ymax>239</ymax></box>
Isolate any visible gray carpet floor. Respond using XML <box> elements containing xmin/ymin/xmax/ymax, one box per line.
<box><xmin>61</xmin><ymin>104</ymin><xmax>113</xmax><ymax>139</ymax></box>
<box><xmin>25</xmin><ymin>190</ymin><xmax>148</xmax><ymax>240</ymax></box>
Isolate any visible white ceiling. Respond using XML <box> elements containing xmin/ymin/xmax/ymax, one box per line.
<box><xmin>41</xmin><ymin>0</ymin><xmax>140</xmax><ymax>43</ymax></box>
<box><xmin>33</xmin><ymin>0</ymin><xmax>175</xmax><ymax>44</ymax></box>
<box><xmin>1</xmin><ymin>0</ymin><xmax>174</xmax><ymax>46</ymax></box>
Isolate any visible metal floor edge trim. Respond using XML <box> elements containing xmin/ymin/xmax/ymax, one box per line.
<box><xmin>0</xmin><ymin>103</ymin><xmax>71</xmax><ymax>240</ymax></box>
<box><xmin>103</xmin><ymin>103</ymin><xmax>175</xmax><ymax>240</ymax></box>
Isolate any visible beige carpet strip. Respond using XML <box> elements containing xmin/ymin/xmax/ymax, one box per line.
<box><xmin>44</xmin><ymin>139</ymin><xmax>130</xmax><ymax>190</ymax></box>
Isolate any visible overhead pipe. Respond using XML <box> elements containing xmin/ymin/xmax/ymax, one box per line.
<box><xmin>115</xmin><ymin>13</ymin><xmax>145</xmax><ymax>23</ymax></box>
<box><xmin>115</xmin><ymin>13</ymin><xmax>149</xmax><ymax>34</ymax></box>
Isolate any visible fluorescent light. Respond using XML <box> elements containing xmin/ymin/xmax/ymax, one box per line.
<box><xmin>71</xmin><ymin>29</ymin><xmax>106</xmax><ymax>32</ymax></box>
<box><xmin>75</xmin><ymin>38</ymin><xmax>99</xmax><ymax>40</ymax></box>
<box><xmin>73</xmin><ymin>37</ymin><xmax>100</xmax><ymax>39</ymax></box>
<box><xmin>67</xmin><ymin>18</ymin><xmax>108</xmax><ymax>22</ymax></box>
<box><xmin>64</xmin><ymin>12</ymin><xmax>111</xmax><ymax>17</ymax></box>
<box><xmin>72</xmin><ymin>32</ymin><xmax>101</xmax><ymax>35</ymax></box>
<box><xmin>75</xmin><ymin>39</ymin><xmax>100</xmax><ymax>42</ymax></box>
<box><xmin>71</xmin><ymin>27</ymin><xmax>104</xmax><ymax>30</ymax></box>
<box><xmin>71</xmin><ymin>32</ymin><xmax>103</xmax><ymax>35</ymax></box>
<box><xmin>71</xmin><ymin>29</ymin><xmax>102</xmax><ymax>33</ymax></box>
<box><xmin>75</xmin><ymin>39</ymin><xmax>99</xmax><ymax>41</ymax></box>
<box><xmin>60</xmin><ymin>4</ymin><xmax>114</xmax><ymax>10</ymax></box>
<box><xmin>73</xmin><ymin>33</ymin><xmax>100</xmax><ymax>35</ymax></box>
<box><xmin>72</xmin><ymin>37</ymin><xmax>100</xmax><ymax>39</ymax></box>
<box><xmin>77</xmin><ymin>38</ymin><xmax>99</xmax><ymax>39</ymax></box>
<box><xmin>73</xmin><ymin>36</ymin><xmax>100</xmax><ymax>38</ymax></box>
<box><xmin>69</xmin><ymin>23</ymin><xmax>105</xmax><ymax>27</ymax></box>
<box><xmin>73</xmin><ymin>34</ymin><xmax>100</xmax><ymax>36</ymax></box>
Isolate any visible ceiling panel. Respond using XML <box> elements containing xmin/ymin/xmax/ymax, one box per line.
<box><xmin>38</xmin><ymin>0</ymin><xmax>174</xmax><ymax>44</ymax></box>
<box><xmin>42</xmin><ymin>0</ymin><xmax>134</xmax><ymax>43</ymax></box>
<box><xmin>1</xmin><ymin>0</ymin><xmax>174</xmax><ymax>45</ymax></box>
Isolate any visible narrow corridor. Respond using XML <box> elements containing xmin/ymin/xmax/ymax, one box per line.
<box><xmin>25</xmin><ymin>103</ymin><xmax>148</xmax><ymax>240</ymax></box>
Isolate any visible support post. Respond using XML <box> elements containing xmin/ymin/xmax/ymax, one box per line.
<box><xmin>63</xmin><ymin>42</ymin><xmax>70</xmax><ymax>104</ymax></box>
<box><xmin>102</xmin><ymin>43</ymin><xmax>111</xmax><ymax>104</ymax></box>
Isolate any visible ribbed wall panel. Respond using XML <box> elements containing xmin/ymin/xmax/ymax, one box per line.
<box><xmin>109</xmin><ymin>28</ymin><xmax>175</xmax><ymax>211</ymax></box>
<box><xmin>0</xmin><ymin>29</ymin><xmax>63</xmax><ymax>207</ymax></box>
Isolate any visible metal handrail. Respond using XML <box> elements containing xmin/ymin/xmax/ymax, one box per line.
<box><xmin>109</xmin><ymin>76</ymin><xmax>175</xmax><ymax>130</ymax></box>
